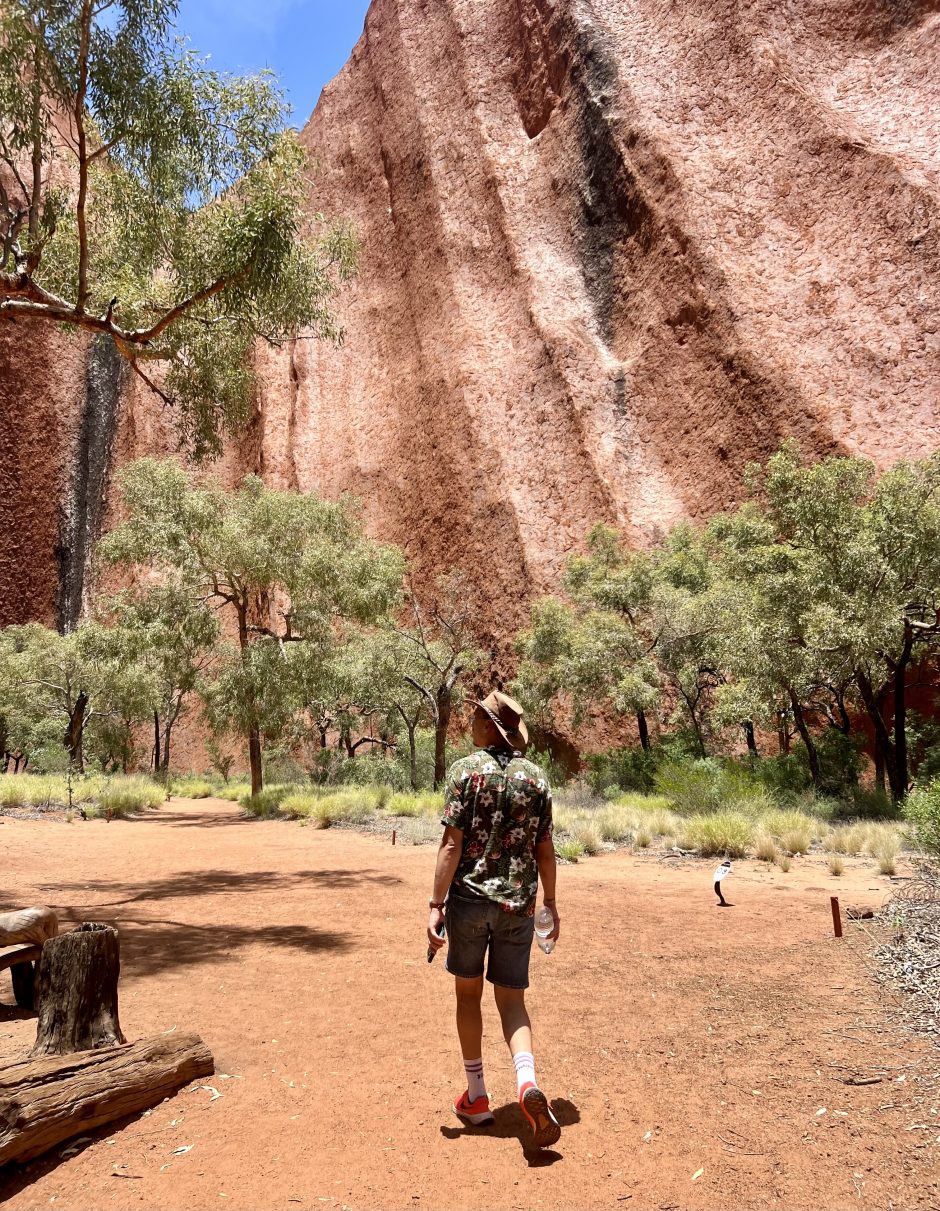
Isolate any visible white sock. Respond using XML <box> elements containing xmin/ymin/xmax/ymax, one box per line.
<box><xmin>513</xmin><ymin>1050</ymin><xmax>536</xmax><ymax>1093</ymax></box>
<box><xmin>464</xmin><ymin>1057</ymin><xmax>486</xmax><ymax>1102</ymax></box>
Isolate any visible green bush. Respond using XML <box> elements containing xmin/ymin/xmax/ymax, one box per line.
<box><xmin>556</xmin><ymin>838</ymin><xmax>585</xmax><ymax>862</ymax></box>
<box><xmin>903</xmin><ymin>781</ymin><xmax>940</xmax><ymax>858</ymax></box>
<box><xmin>585</xmin><ymin>746</ymin><xmax>658</xmax><ymax>794</ymax></box>
<box><xmin>92</xmin><ymin>776</ymin><xmax>164</xmax><ymax>817</ymax></box>
<box><xmin>679</xmin><ymin>810</ymin><xmax>753</xmax><ymax>858</ymax></box>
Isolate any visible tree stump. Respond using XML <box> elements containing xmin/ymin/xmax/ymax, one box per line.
<box><xmin>31</xmin><ymin>923</ymin><xmax>126</xmax><ymax>1057</ymax></box>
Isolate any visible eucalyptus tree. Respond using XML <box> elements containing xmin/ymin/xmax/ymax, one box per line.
<box><xmin>102</xmin><ymin>458</ymin><xmax>405</xmax><ymax>793</ymax></box>
<box><xmin>0</xmin><ymin>620</ymin><xmax>130</xmax><ymax>771</ymax></box>
<box><xmin>103</xmin><ymin>584</ymin><xmax>219</xmax><ymax>774</ymax></box>
<box><xmin>396</xmin><ymin>573</ymin><xmax>484</xmax><ymax>789</ymax></box>
<box><xmin>0</xmin><ymin>0</ymin><xmax>356</xmax><ymax>456</ymax></box>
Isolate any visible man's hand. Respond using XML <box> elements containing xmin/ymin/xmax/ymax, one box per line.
<box><xmin>427</xmin><ymin>905</ymin><xmax>446</xmax><ymax>952</ymax></box>
<box><xmin>545</xmin><ymin>901</ymin><xmax>561</xmax><ymax>943</ymax></box>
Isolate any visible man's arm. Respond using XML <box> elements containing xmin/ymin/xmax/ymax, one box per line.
<box><xmin>536</xmin><ymin>837</ymin><xmax>560</xmax><ymax>941</ymax></box>
<box><xmin>427</xmin><ymin>825</ymin><xmax>463</xmax><ymax>951</ymax></box>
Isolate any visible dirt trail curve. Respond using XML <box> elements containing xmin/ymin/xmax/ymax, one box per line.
<box><xmin>0</xmin><ymin>797</ymin><xmax>936</xmax><ymax>1210</ymax></box>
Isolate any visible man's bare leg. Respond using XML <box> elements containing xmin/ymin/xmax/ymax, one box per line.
<box><xmin>493</xmin><ymin>984</ymin><xmax>532</xmax><ymax>1055</ymax></box>
<box><xmin>452</xmin><ymin>976</ymin><xmax>493</xmax><ymax>1122</ymax></box>
<box><xmin>494</xmin><ymin>985</ymin><xmax>560</xmax><ymax>1148</ymax></box>
<box><xmin>454</xmin><ymin>975</ymin><xmax>485</xmax><ymax>1059</ymax></box>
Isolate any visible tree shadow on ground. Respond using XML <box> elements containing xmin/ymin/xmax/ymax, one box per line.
<box><xmin>440</xmin><ymin>1097</ymin><xmax>580</xmax><ymax>1166</ymax></box>
<box><xmin>108</xmin><ymin>916</ymin><xmax>350</xmax><ymax>977</ymax></box>
<box><xmin>39</xmin><ymin>867</ymin><xmax>401</xmax><ymax>912</ymax></box>
<box><xmin>134</xmin><ymin>805</ymin><xmax>259</xmax><ymax>829</ymax></box>
<box><xmin>0</xmin><ymin>1001</ymin><xmax>35</xmax><ymax>1022</ymax></box>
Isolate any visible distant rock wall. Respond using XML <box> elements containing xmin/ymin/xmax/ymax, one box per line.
<box><xmin>3</xmin><ymin>0</ymin><xmax>939</xmax><ymax>651</ymax></box>
<box><xmin>251</xmin><ymin>0</ymin><xmax>939</xmax><ymax>656</ymax></box>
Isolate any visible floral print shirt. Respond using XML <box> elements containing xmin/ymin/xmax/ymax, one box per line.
<box><xmin>441</xmin><ymin>747</ymin><xmax>553</xmax><ymax>917</ymax></box>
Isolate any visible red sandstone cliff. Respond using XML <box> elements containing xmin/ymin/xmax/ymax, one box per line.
<box><xmin>3</xmin><ymin>0</ymin><xmax>939</xmax><ymax>642</ymax></box>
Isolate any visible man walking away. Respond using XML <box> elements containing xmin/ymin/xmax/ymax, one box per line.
<box><xmin>427</xmin><ymin>691</ymin><xmax>561</xmax><ymax>1149</ymax></box>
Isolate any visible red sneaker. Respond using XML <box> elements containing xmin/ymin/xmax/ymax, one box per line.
<box><xmin>519</xmin><ymin>1082</ymin><xmax>561</xmax><ymax>1148</ymax></box>
<box><xmin>453</xmin><ymin>1089</ymin><xmax>495</xmax><ymax>1125</ymax></box>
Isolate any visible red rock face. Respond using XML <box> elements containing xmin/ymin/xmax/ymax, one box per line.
<box><xmin>4</xmin><ymin>0</ymin><xmax>939</xmax><ymax>642</ymax></box>
<box><xmin>251</xmin><ymin>0</ymin><xmax>939</xmax><ymax>647</ymax></box>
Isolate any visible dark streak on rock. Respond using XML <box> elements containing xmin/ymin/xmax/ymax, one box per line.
<box><xmin>57</xmin><ymin>336</ymin><xmax>123</xmax><ymax>633</ymax></box>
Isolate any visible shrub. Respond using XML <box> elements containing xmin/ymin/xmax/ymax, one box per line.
<box><xmin>173</xmin><ymin>778</ymin><xmax>214</xmax><ymax>799</ymax></box>
<box><xmin>556</xmin><ymin>838</ymin><xmax>585</xmax><ymax>862</ymax></box>
<box><xmin>655</xmin><ymin>759</ymin><xmax>725</xmax><ymax>814</ymax></box>
<box><xmin>93</xmin><ymin>776</ymin><xmax>164</xmax><ymax>817</ymax></box>
<box><xmin>754</xmin><ymin>833</ymin><xmax>777</xmax><ymax>862</ymax></box>
<box><xmin>876</xmin><ymin>849</ymin><xmax>898</xmax><ymax>876</ymax></box>
<box><xmin>828</xmin><ymin>854</ymin><xmax>845</xmax><ymax>876</ymax></box>
<box><xmin>776</xmin><ymin>854</ymin><xmax>791</xmax><ymax>872</ymax></box>
<box><xmin>903</xmin><ymin>781</ymin><xmax>940</xmax><ymax>858</ymax></box>
<box><xmin>679</xmin><ymin>811</ymin><xmax>753</xmax><ymax>858</ymax></box>
<box><xmin>635</xmin><ymin>828</ymin><xmax>652</xmax><ymax>849</ymax></box>
<box><xmin>585</xmin><ymin>746</ymin><xmax>658</xmax><ymax>794</ymax></box>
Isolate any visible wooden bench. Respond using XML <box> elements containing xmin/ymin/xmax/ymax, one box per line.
<box><xmin>0</xmin><ymin>944</ymin><xmax>42</xmax><ymax>1009</ymax></box>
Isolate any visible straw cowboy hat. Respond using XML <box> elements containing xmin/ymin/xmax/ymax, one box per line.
<box><xmin>471</xmin><ymin>690</ymin><xmax>529</xmax><ymax>753</ymax></box>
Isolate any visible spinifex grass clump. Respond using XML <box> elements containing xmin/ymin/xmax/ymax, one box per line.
<box><xmin>762</xmin><ymin>809</ymin><xmax>819</xmax><ymax>855</ymax></box>
<box><xmin>90</xmin><ymin>776</ymin><xmax>164</xmax><ymax>818</ymax></box>
<box><xmin>679</xmin><ymin>811</ymin><xmax>753</xmax><ymax>858</ymax></box>
<box><xmin>241</xmin><ymin>785</ymin><xmax>295</xmax><ymax>818</ymax></box>
<box><xmin>754</xmin><ymin>833</ymin><xmax>778</xmax><ymax>863</ymax></box>
<box><xmin>172</xmin><ymin>778</ymin><xmax>214</xmax><ymax>799</ymax></box>
<box><xmin>281</xmin><ymin>790</ymin><xmax>375</xmax><ymax>828</ymax></box>
<box><xmin>387</xmin><ymin>792</ymin><xmax>441</xmax><ymax>819</ymax></box>
<box><xmin>556</xmin><ymin>838</ymin><xmax>585</xmax><ymax>863</ymax></box>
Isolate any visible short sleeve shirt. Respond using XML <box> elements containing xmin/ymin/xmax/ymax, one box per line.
<box><xmin>441</xmin><ymin>747</ymin><xmax>553</xmax><ymax>917</ymax></box>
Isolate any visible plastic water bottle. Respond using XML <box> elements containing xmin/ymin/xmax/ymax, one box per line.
<box><xmin>535</xmin><ymin>906</ymin><xmax>555</xmax><ymax>954</ymax></box>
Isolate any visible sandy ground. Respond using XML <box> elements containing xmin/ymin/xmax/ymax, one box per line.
<box><xmin>0</xmin><ymin>796</ymin><xmax>937</xmax><ymax>1211</ymax></box>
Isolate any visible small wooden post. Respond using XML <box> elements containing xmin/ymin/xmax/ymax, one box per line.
<box><xmin>830</xmin><ymin>896</ymin><xmax>843</xmax><ymax>939</ymax></box>
<box><xmin>392</xmin><ymin>829</ymin><xmax>397</xmax><ymax>846</ymax></box>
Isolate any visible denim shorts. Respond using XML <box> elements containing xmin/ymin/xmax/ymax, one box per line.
<box><xmin>445</xmin><ymin>886</ymin><xmax>535</xmax><ymax>989</ymax></box>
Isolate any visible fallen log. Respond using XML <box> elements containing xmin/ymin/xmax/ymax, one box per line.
<box><xmin>32</xmin><ymin>923</ymin><xmax>125</xmax><ymax>1056</ymax></box>
<box><xmin>0</xmin><ymin>1032</ymin><xmax>214</xmax><ymax>1166</ymax></box>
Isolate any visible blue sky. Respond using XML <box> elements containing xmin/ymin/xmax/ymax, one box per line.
<box><xmin>175</xmin><ymin>0</ymin><xmax>373</xmax><ymax>127</ymax></box>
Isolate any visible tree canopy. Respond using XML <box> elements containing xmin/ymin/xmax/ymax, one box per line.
<box><xmin>0</xmin><ymin>0</ymin><xmax>356</xmax><ymax>456</ymax></box>
<box><xmin>102</xmin><ymin>458</ymin><xmax>406</xmax><ymax>792</ymax></box>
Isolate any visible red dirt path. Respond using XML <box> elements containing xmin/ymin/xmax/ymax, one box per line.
<box><xmin>1</xmin><ymin>797</ymin><xmax>937</xmax><ymax>1210</ymax></box>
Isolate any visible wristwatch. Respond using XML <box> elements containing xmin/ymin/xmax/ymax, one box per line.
<box><xmin>429</xmin><ymin>900</ymin><xmax>446</xmax><ymax>909</ymax></box>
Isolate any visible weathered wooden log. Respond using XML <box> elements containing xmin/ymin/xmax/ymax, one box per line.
<box><xmin>31</xmin><ymin>923</ymin><xmax>125</xmax><ymax>1056</ymax></box>
<box><xmin>0</xmin><ymin>1033</ymin><xmax>214</xmax><ymax>1166</ymax></box>
<box><xmin>0</xmin><ymin>906</ymin><xmax>58</xmax><ymax>948</ymax></box>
